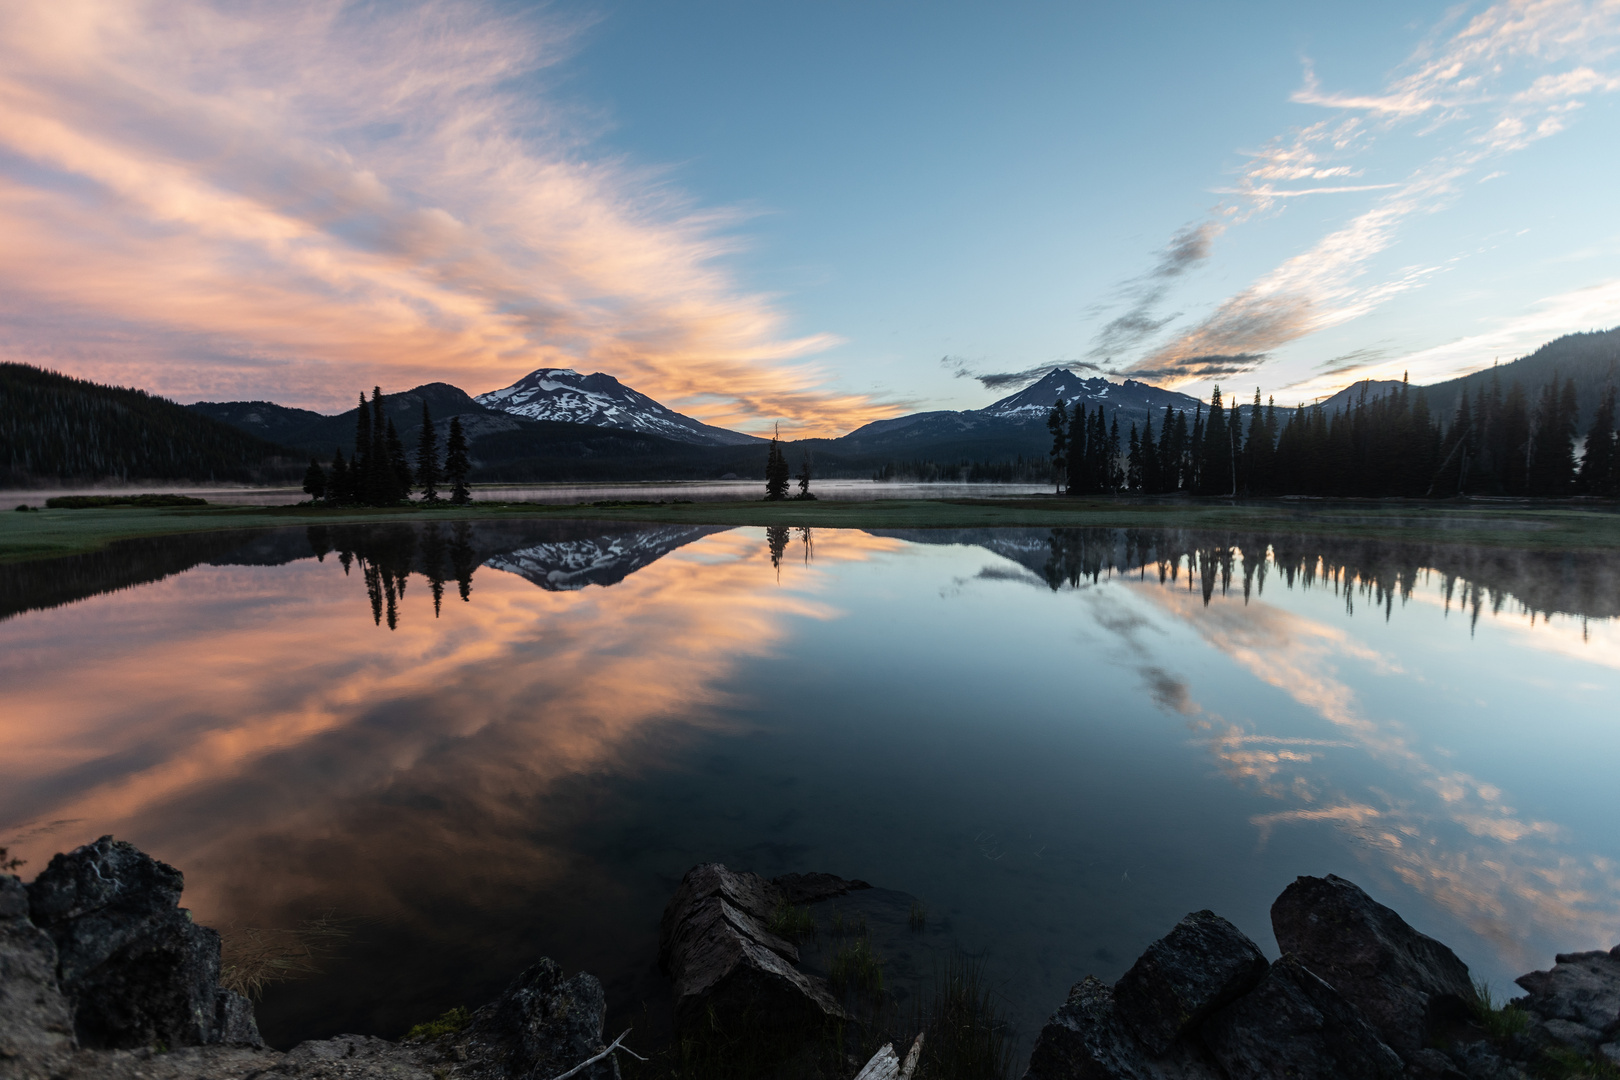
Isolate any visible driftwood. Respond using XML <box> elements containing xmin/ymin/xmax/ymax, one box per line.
<box><xmin>545</xmin><ymin>1028</ymin><xmax>647</xmax><ymax>1080</ymax></box>
<box><xmin>852</xmin><ymin>1032</ymin><xmax>924</xmax><ymax>1080</ymax></box>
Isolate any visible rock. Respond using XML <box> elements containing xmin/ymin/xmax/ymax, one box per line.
<box><xmin>1404</xmin><ymin>1046</ymin><xmax>1467</xmax><ymax>1079</ymax></box>
<box><xmin>281</xmin><ymin>1034</ymin><xmax>437</xmax><ymax>1079</ymax></box>
<box><xmin>772</xmin><ymin>872</ymin><xmax>871</xmax><ymax>905</ymax></box>
<box><xmin>1200</xmin><ymin>954</ymin><xmax>1405</xmax><ymax>1080</ymax></box>
<box><xmin>1021</xmin><ymin>975</ymin><xmax>1221</xmax><ymax>1080</ymax></box>
<box><xmin>0</xmin><ymin>873</ymin><xmax>76</xmax><ymax>1076</ymax></box>
<box><xmin>25</xmin><ymin>836</ymin><xmax>261</xmax><ymax>1050</ymax></box>
<box><xmin>1271</xmin><ymin>874</ymin><xmax>1473</xmax><ymax>1058</ymax></box>
<box><xmin>659</xmin><ymin>863</ymin><xmax>845</xmax><ymax>1036</ymax></box>
<box><xmin>1514</xmin><ymin>948</ymin><xmax>1620</xmax><ymax>1041</ymax></box>
<box><xmin>1111</xmin><ymin>910</ymin><xmax>1269</xmax><ymax>1055</ymax></box>
<box><xmin>442</xmin><ymin>957</ymin><xmax>620</xmax><ymax>1080</ymax></box>
<box><xmin>1451</xmin><ymin>1040</ymin><xmax>1533</xmax><ymax>1080</ymax></box>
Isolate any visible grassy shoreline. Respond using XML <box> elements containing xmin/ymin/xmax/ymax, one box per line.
<box><xmin>4</xmin><ymin>493</ymin><xmax>1619</xmax><ymax>564</ymax></box>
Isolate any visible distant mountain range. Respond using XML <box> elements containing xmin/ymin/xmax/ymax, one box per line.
<box><xmin>6</xmin><ymin>326</ymin><xmax>1617</xmax><ymax>485</ymax></box>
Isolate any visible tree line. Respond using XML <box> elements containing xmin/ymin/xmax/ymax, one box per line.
<box><xmin>1045</xmin><ymin>373</ymin><xmax>1620</xmax><ymax>499</ymax></box>
<box><xmin>301</xmin><ymin>389</ymin><xmax>472</xmax><ymax>506</ymax></box>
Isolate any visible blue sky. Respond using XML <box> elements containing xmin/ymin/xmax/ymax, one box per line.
<box><xmin>1</xmin><ymin>0</ymin><xmax>1616</xmax><ymax>431</ymax></box>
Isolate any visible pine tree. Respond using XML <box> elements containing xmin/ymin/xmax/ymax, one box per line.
<box><xmin>1140</xmin><ymin>412</ymin><xmax>1159</xmax><ymax>494</ymax></box>
<box><xmin>416</xmin><ymin>402</ymin><xmax>440</xmax><ymax>502</ymax></box>
<box><xmin>1046</xmin><ymin>397</ymin><xmax>1069</xmax><ymax>493</ymax></box>
<box><xmin>1126</xmin><ymin>423</ymin><xmax>1142</xmax><ymax>492</ymax></box>
<box><xmin>1187</xmin><ymin>404</ymin><xmax>1204</xmax><ymax>492</ymax></box>
<box><xmin>1579</xmin><ymin>387</ymin><xmax>1618</xmax><ymax>496</ymax></box>
<box><xmin>302</xmin><ymin>458</ymin><xmax>328</xmax><ymax>501</ymax></box>
<box><xmin>796</xmin><ymin>453</ymin><xmax>815</xmax><ymax>499</ymax></box>
<box><xmin>385</xmin><ymin>418</ymin><xmax>411</xmax><ymax>502</ymax></box>
<box><xmin>353</xmin><ymin>391</ymin><xmax>372</xmax><ymax>501</ymax></box>
<box><xmin>329</xmin><ymin>448</ymin><xmax>350</xmax><ymax>504</ymax></box>
<box><xmin>1069</xmin><ymin>402</ymin><xmax>1088</xmax><ymax>494</ymax></box>
<box><xmin>444</xmin><ymin>415</ymin><xmax>471</xmax><ymax>504</ymax></box>
<box><xmin>1106</xmin><ymin>414</ymin><xmax>1122</xmax><ymax>491</ymax></box>
<box><xmin>1197</xmin><ymin>388</ymin><xmax>1230</xmax><ymax>496</ymax></box>
<box><xmin>764</xmin><ymin>429</ymin><xmax>790</xmax><ymax>500</ymax></box>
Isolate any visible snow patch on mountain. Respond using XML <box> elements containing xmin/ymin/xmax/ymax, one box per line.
<box><xmin>485</xmin><ymin>526</ymin><xmax>727</xmax><ymax>591</ymax></box>
<box><xmin>476</xmin><ymin>368</ymin><xmax>762</xmax><ymax>446</ymax></box>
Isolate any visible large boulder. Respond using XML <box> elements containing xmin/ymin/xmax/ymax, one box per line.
<box><xmin>1112</xmin><ymin>910</ymin><xmax>1268</xmax><ymax>1055</ymax></box>
<box><xmin>1271</xmin><ymin>874</ymin><xmax>1473</xmax><ymax>1058</ymax></box>
<box><xmin>1200</xmin><ymin>954</ymin><xmax>1406</xmax><ymax>1080</ymax></box>
<box><xmin>1514</xmin><ymin>947</ymin><xmax>1620</xmax><ymax>1046</ymax></box>
<box><xmin>429</xmin><ymin>958</ymin><xmax>619</xmax><ymax>1080</ymax></box>
<box><xmin>24</xmin><ymin>836</ymin><xmax>260</xmax><ymax>1050</ymax></box>
<box><xmin>0</xmin><ymin>873</ymin><xmax>75</xmax><ymax>1075</ymax></box>
<box><xmin>659</xmin><ymin>863</ymin><xmax>845</xmax><ymax>1036</ymax></box>
<box><xmin>1022</xmin><ymin>975</ymin><xmax>1221</xmax><ymax>1080</ymax></box>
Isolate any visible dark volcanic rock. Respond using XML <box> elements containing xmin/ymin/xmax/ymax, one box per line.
<box><xmin>1272</xmin><ymin>873</ymin><xmax>1472</xmax><ymax>1058</ymax></box>
<box><xmin>659</xmin><ymin>863</ymin><xmax>844</xmax><ymax>1036</ymax></box>
<box><xmin>1022</xmin><ymin>975</ymin><xmax>1220</xmax><ymax>1080</ymax></box>
<box><xmin>771</xmin><ymin>872</ymin><xmax>871</xmax><ymax>905</ymax></box>
<box><xmin>1</xmin><ymin>873</ymin><xmax>75</xmax><ymax>1074</ymax></box>
<box><xmin>24</xmin><ymin>836</ymin><xmax>260</xmax><ymax>1050</ymax></box>
<box><xmin>1515</xmin><ymin>947</ymin><xmax>1620</xmax><ymax>1040</ymax></box>
<box><xmin>1201</xmin><ymin>954</ymin><xmax>1405</xmax><ymax>1079</ymax></box>
<box><xmin>439</xmin><ymin>957</ymin><xmax>619</xmax><ymax>1080</ymax></box>
<box><xmin>1112</xmin><ymin>910</ymin><xmax>1268</xmax><ymax>1055</ymax></box>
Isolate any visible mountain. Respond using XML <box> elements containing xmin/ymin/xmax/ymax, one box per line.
<box><xmin>1306</xmin><ymin>379</ymin><xmax>1406</xmax><ymax>415</ymax></box>
<box><xmin>1421</xmin><ymin>328</ymin><xmax>1620</xmax><ymax>430</ymax></box>
<box><xmin>1</xmin><ymin>363</ymin><xmax>298</xmax><ymax>485</ymax></box>
<box><xmin>476</xmin><ymin>368</ymin><xmax>762</xmax><ymax>447</ymax></box>
<box><xmin>190</xmin><ymin>383</ymin><xmax>524</xmax><ymax>456</ymax></box>
<box><xmin>830</xmin><ymin>369</ymin><xmax>1206</xmax><ymax>457</ymax></box>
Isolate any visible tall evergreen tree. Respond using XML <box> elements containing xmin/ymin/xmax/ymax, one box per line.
<box><xmin>1106</xmin><ymin>414</ymin><xmax>1122</xmax><ymax>491</ymax></box>
<box><xmin>1197</xmin><ymin>389</ymin><xmax>1231</xmax><ymax>496</ymax></box>
<box><xmin>1140</xmin><ymin>412</ymin><xmax>1159</xmax><ymax>493</ymax></box>
<box><xmin>1578</xmin><ymin>386</ymin><xmax>1618</xmax><ymax>496</ymax></box>
<box><xmin>302</xmin><ymin>458</ymin><xmax>328</xmax><ymax>501</ymax></box>
<box><xmin>444</xmin><ymin>415</ymin><xmax>471</xmax><ymax>504</ymax></box>
<box><xmin>329</xmin><ymin>448</ymin><xmax>350</xmax><ymax>504</ymax></box>
<box><xmin>764</xmin><ymin>429</ymin><xmax>790</xmax><ymax>500</ymax></box>
<box><xmin>385</xmin><ymin>419</ymin><xmax>411</xmax><ymax>502</ymax></box>
<box><xmin>1046</xmin><ymin>397</ymin><xmax>1069</xmax><ymax>493</ymax></box>
<box><xmin>353</xmin><ymin>391</ymin><xmax>372</xmax><ymax>498</ymax></box>
<box><xmin>415</xmin><ymin>402</ymin><xmax>440</xmax><ymax>501</ymax></box>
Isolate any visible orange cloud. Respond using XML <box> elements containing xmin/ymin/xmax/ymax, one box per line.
<box><xmin>0</xmin><ymin>0</ymin><xmax>893</xmax><ymax>437</ymax></box>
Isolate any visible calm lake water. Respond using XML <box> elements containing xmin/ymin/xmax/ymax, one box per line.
<box><xmin>3</xmin><ymin>521</ymin><xmax>1619</xmax><ymax>1057</ymax></box>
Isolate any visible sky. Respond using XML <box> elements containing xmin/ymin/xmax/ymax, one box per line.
<box><xmin>2</xmin><ymin>0</ymin><xmax>1619</xmax><ymax>435</ymax></box>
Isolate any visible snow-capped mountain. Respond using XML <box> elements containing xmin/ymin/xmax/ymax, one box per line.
<box><xmin>979</xmin><ymin>369</ymin><xmax>1204</xmax><ymax>421</ymax></box>
<box><xmin>484</xmin><ymin>525</ymin><xmax>728</xmax><ymax>591</ymax></box>
<box><xmin>476</xmin><ymin>369</ymin><xmax>762</xmax><ymax>447</ymax></box>
<box><xmin>835</xmin><ymin>368</ymin><xmax>1204</xmax><ymax>451</ymax></box>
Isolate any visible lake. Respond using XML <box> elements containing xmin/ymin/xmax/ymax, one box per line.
<box><xmin>3</xmin><ymin>520</ymin><xmax>1618</xmax><ymax>1060</ymax></box>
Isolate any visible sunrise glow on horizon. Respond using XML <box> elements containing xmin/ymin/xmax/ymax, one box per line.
<box><xmin>2</xmin><ymin>0</ymin><xmax>1619</xmax><ymax>436</ymax></box>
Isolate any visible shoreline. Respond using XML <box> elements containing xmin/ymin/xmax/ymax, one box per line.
<box><xmin>3</xmin><ymin>495</ymin><xmax>1620</xmax><ymax>565</ymax></box>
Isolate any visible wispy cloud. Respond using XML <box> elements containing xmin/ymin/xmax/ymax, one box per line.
<box><xmin>1088</xmin><ymin>222</ymin><xmax>1221</xmax><ymax>359</ymax></box>
<box><xmin>942</xmin><ymin>355</ymin><xmax>1101</xmax><ymax>392</ymax></box>
<box><xmin>0</xmin><ymin>0</ymin><xmax>889</xmax><ymax>434</ymax></box>
<box><xmin>1115</xmin><ymin>0</ymin><xmax>1620</xmax><ymax>388</ymax></box>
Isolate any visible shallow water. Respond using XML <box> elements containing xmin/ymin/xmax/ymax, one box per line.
<box><xmin>3</xmin><ymin>521</ymin><xmax>1618</xmax><ymax>1056</ymax></box>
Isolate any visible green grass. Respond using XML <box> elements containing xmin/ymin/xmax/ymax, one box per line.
<box><xmin>914</xmin><ymin>954</ymin><xmax>1016</xmax><ymax>1080</ymax></box>
<box><xmin>1540</xmin><ymin>1046</ymin><xmax>1620</xmax><ymax>1079</ymax></box>
<box><xmin>3</xmin><ymin>493</ymin><xmax>1618</xmax><ymax>564</ymax></box>
<box><xmin>1470</xmin><ymin>979</ymin><xmax>1532</xmax><ymax>1039</ymax></box>
<box><xmin>768</xmin><ymin>899</ymin><xmax>818</xmax><ymax>944</ymax></box>
<box><xmin>830</xmin><ymin>937</ymin><xmax>884</xmax><ymax>998</ymax></box>
<box><xmin>45</xmin><ymin>493</ymin><xmax>209</xmax><ymax>508</ymax></box>
<box><xmin>403</xmin><ymin>1006</ymin><xmax>472</xmax><ymax>1042</ymax></box>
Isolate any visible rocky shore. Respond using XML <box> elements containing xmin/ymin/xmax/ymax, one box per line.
<box><xmin>5</xmin><ymin>838</ymin><xmax>1620</xmax><ymax>1080</ymax></box>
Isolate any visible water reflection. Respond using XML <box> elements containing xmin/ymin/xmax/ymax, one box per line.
<box><xmin>0</xmin><ymin>522</ymin><xmax>1616</xmax><ymax>1051</ymax></box>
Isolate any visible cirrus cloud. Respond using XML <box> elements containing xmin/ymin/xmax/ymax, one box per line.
<box><xmin>0</xmin><ymin>0</ymin><xmax>890</xmax><ymax>435</ymax></box>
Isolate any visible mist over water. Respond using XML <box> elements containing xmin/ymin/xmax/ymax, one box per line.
<box><xmin>2</xmin><ymin>521</ymin><xmax>1617</xmax><ymax>1056</ymax></box>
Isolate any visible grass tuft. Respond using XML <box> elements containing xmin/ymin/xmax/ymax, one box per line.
<box><xmin>915</xmin><ymin>954</ymin><xmax>1016</xmax><ymax>1080</ymax></box>
<box><xmin>1540</xmin><ymin>1046</ymin><xmax>1620</xmax><ymax>1079</ymax></box>
<box><xmin>404</xmin><ymin>1006</ymin><xmax>472</xmax><ymax>1042</ymax></box>
<box><xmin>1469</xmin><ymin>979</ymin><xmax>1531</xmax><ymax>1039</ymax></box>
<box><xmin>830</xmin><ymin>937</ymin><xmax>884</xmax><ymax>998</ymax></box>
<box><xmin>768</xmin><ymin>899</ymin><xmax>817</xmax><ymax>944</ymax></box>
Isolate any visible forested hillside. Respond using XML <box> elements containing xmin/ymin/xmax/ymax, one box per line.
<box><xmin>0</xmin><ymin>364</ymin><xmax>297</xmax><ymax>485</ymax></box>
<box><xmin>1425</xmin><ymin>329</ymin><xmax>1620</xmax><ymax>430</ymax></box>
